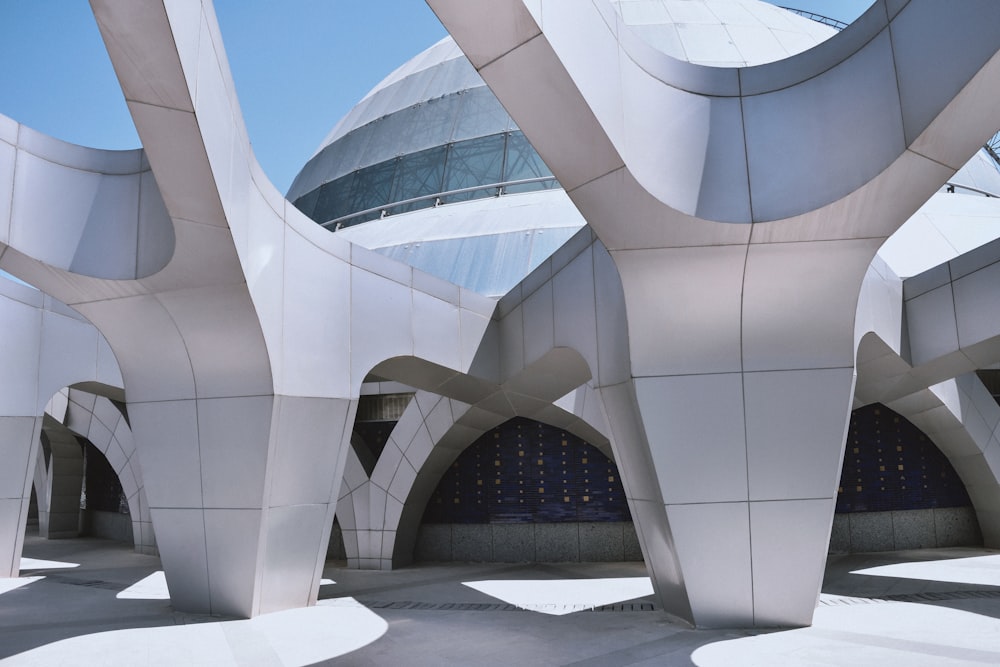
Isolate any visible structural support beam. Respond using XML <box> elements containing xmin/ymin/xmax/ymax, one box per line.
<box><xmin>428</xmin><ymin>0</ymin><xmax>1000</xmax><ymax>628</ymax></box>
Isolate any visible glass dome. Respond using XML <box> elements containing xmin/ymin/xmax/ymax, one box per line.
<box><xmin>287</xmin><ymin>0</ymin><xmax>842</xmax><ymax>231</ymax></box>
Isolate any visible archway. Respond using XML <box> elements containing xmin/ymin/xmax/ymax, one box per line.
<box><xmin>831</xmin><ymin>402</ymin><xmax>981</xmax><ymax>552</ymax></box>
<box><xmin>415</xmin><ymin>416</ymin><xmax>641</xmax><ymax>563</ymax></box>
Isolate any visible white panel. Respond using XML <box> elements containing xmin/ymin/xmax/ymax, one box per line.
<box><xmin>743</xmin><ymin>239</ymin><xmax>878</xmax><ymax>372</ymax></box>
<box><xmin>744</xmin><ymin>368</ymin><xmax>854</xmax><ymax>502</ymax></box>
<box><xmin>383</xmin><ymin>496</ymin><xmax>405</xmax><ymax>535</ymax></box>
<box><xmin>725</xmin><ymin>24</ymin><xmax>789</xmax><ymax>66</ymax></box>
<box><xmin>136</xmin><ymin>169</ymin><xmax>174</xmax><ymax>279</ymax></box>
<box><xmin>617</xmin><ymin>245</ymin><xmax>745</xmax><ymax>376</ymax></box>
<box><xmin>203</xmin><ymin>508</ymin><xmax>261</xmax><ymax>616</ymax></box>
<box><xmin>626</xmin><ymin>23</ymin><xmax>684</xmax><ymax>59</ymax></box>
<box><xmin>905</xmin><ymin>284</ymin><xmax>960</xmax><ymax>367</ymax></box>
<box><xmin>388</xmin><ymin>458</ymin><xmax>418</xmax><ymax>504</ymax></box>
<box><xmin>371</xmin><ymin>441</ymin><xmax>405</xmax><ymax>492</ymax></box>
<box><xmin>127</xmin><ymin>102</ymin><xmax>224</xmax><ymax>226</ymax></box>
<box><xmin>149</xmin><ymin>507</ymin><xmax>210</xmax><ymax>613</ymax></box>
<box><xmin>157</xmin><ymin>285</ymin><xmax>272</xmax><ymax>400</ymax></box>
<box><xmin>243</xmin><ymin>186</ymin><xmax>285</xmax><ymax>357</ymax></box>
<box><xmin>75</xmin><ymin>295</ymin><xmax>194</xmax><ymax>404</ymax></box>
<box><xmin>749</xmin><ymin>498</ymin><xmax>834</xmax><ymax>627</ymax></box>
<box><xmin>95</xmin><ymin>333</ymin><xmax>124</xmax><ymax>389</ymax></box>
<box><xmin>102</xmin><ymin>439</ymin><xmax>128</xmax><ymax>476</ymax></box>
<box><xmin>0</xmin><ymin>497</ymin><xmax>25</xmax><ymax>576</ymax></box>
<box><xmin>268</xmin><ymin>397</ymin><xmax>351</xmax><ymax>507</ymax></box>
<box><xmin>621</xmin><ymin>63</ymin><xmax>750</xmax><ymax>222</ymax></box>
<box><xmin>91</xmin><ymin>0</ymin><xmax>194</xmax><ymax>111</ymax></box>
<box><xmin>498</xmin><ymin>303</ymin><xmax>525</xmax><ymax>380</ymax></box>
<box><xmin>258</xmin><ymin>503</ymin><xmax>329</xmax><ymax>614</ymax></box>
<box><xmin>0</xmin><ymin>140</ymin><xmax>15</xmax><ymax>245</ymax></box>
<box><xmin>428</xmin><ymin>0</ymin><xmax>540</xmax><ymax>69</ymax></box>
<box><xmin>0</xmin><ymin>298</ymin><xmax>41</xmax><ymax>415</ymax></box>
<box><xmin>10</xmin><ymin>150</ymin><xmax>100</xmax><ymax>271</ymax></box>
<box><xmin>413</xmin><ymin>268</ymin><xmax>461</xmax><ymax>306</ymax></box>
<box><xmin>352</xmin><ymin>245</ymin><xmax>411</xmax><ymax>287</ymax></box>
<box><xmin>664</xmin><ymin>0</ymin><xmax>717</xmax><ymax>24</ymax></box>
<box><xmin>424</xmin><ymin>398</ymin><xmax>457</xmax><ymax>445</ymax></box>
<box><xmin>67</xmin><ymin>174</ymin><xmax>141</xmax><ymax>280</ymax></box>
<box><xmin>635</xmin><ymin>373</ymin><xmax>748</xmax><ymax>504</ymax></box>
<box><xmin>521</xmin><ymin>281</ymin><xmax>554</xmax><ymax>367</ymax></box>
<box><xmin>0</xmin><ymin>417</ymin><xmax>40</xmax><ymax>499</ymax></box>
<box><xmin>677</xmin><ymin>23</ymin><xmax>744</xmax><ymax>64</ymax></box>
<box><xmin>665</xmin><ymin>501</ymin><xmax>753</xmax><ymax>627</ymax></box>
<box><xmin>743</xmin><ymin>31</ymin><xmax>903</xmax><ymax>221</ymax></box>
<box><xmin>86</xmin><ymin>416</ymin><xmax>114</xmax><ymax>453</ymax></box>
<box><xmin>597</xmin><ymin>382</ymin><xmax>661</xmax><ymax>503</ymax></box>
<box><xmin>592</xmin><ymin>244</ymin><xmax>630</xmax><ymax>386</ymax></box>
<box><xmin>403</xmin><ymin>424</ymin><xmax>434</xmax><ymax>469</ymax></box>
<box><xmin>412</xmin><ymin>291</ymin><xmax>462</xmax><ymax>371</ymax></box>
<box><xmin>953</xmin><ymin>261</ymin><xmax>1000</xmax><ymax>351</ymax></box>
<box><xmin>197</xmin><ymin>395</ymin><xmax>273</xmax><ymax>509</ymax></box>
<box><xmin>193</xmin><ymin>11</ymin><xmax>237</xmax><ymax>218</ymax></box>
<box><xmin>891</xmin><ymin>1</ymin><xmax>1000</xmax><ymax>151</ymax></box>
<box><xmin>129</xmin><ymin>400</ymin><xmax>203</xmax><ymax>508</ymax></box>
<box><xmin>350</xmin><ymin>267</ymin><xmax>414</xmax><ymax>384</ymax></box>
<box><xmin>619</xmin><ymin>1</ymin><xmax>669</xmax><ymax>25</ymax></box>
<box><xmin>478</xmin><ymin>35</ymin><xmax>623</xmax><ymax>192</ymax></box>
<box><xmin>369</xmin><ymin>486</ymin><xmax>388</xmax><ymax>528</ymax></box>
<box><xmin>390</xmin><ymin>403</ymin><xmax>424</xmax><ymax>453</ymax></box>
<box><xmin>92</xmin><ymin>396</ymin><xmax>122</xmax><ymax>433</ymax></box>
<box><xmin>280</xmin><ymin>229</ymin><xmax>351</xmax><ymax>398</ymax></box>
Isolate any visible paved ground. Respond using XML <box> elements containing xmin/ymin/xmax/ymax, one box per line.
<box><xmin>2</xmin><ymin>529</ymin><xmax>1000</xmax><ymax>665</ymax></box>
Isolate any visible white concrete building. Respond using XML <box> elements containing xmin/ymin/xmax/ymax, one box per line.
<box><xmin>2</xmin><ymin>0</ymin><xmax>1000</xmax><ymax>630</ymax></box>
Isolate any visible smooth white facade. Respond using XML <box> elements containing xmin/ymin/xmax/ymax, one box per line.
<box><xmin>427</xmin><ymin>0</ymin><xmax>1000</xmax><ymax>627</ymax></box>
<box><xmin>0</xmin><ymin>0</ymin><xmax>1000</xmax><ymax>632</ymax></box>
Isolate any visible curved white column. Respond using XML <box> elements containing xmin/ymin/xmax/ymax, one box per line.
<box><xmin>0</xmin><ymin>277</ymin><xmax>122</xmax><ymax>578</ymax></box>
<box><xmin>63</xmin><ymin>389</ymin><xmax>153</xmax><ymax>554</ymax></box>
<box><xmin>36</xmin><ymin>417</ymin><xmax>84</xmax><ymax>539</ymax></box>
<box><xmin>429</xmin><ymin>0</ymin><xmax>1000</xmax><ymax>628</ymax></box>
<box><xmin>339</xmin><ymin>374</ymin><xmax>612</xmax><ymax>569</ymax></box>
<box><xmin>856</xmin><ymin>251</ymin><xmax>1000</xmax><ymax>550</ymax></box>
<box><xmin>0</xmin><ymin>0</ymin><xmax>495</xmax><ymax>617</ymax></box>
<box><xmin>884</xmin><ymin>375</ymin><xmax>1000</xmax><ymax>546</ymax></box>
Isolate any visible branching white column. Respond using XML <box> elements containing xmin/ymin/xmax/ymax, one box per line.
<box><xmin>38</xmin><ymin>417</ymin><xmax>85</xmax><ymax>539</ymax></box>
<box><xmin>429</xmin><ymin>0</ymin><xmax>1000</xmax><ymax>627</ymax></box>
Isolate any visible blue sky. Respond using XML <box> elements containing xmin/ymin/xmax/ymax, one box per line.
<box><xmin>0</xmin><ymin>1</ymin><xmax>872</xmax><ymax>195</ymax></box>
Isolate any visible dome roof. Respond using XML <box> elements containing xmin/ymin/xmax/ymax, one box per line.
<box><xmin>284</xmin><ymin>1</ymin><xmax>851</xmax><ymax>297</ymax></box>
<box><xmin>287</xmin><ymin>0</ymin><xmax>838</xmax><ymax>212</ymax></box>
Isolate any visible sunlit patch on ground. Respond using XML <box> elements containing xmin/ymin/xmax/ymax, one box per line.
<box><xmin>692</xmin><ymin>597</ymin><xmax>1000</xmax><ymax>666</ymax></box>
<box><xmin>462</xmin><ymin>577</ymin><xmax>654</xmax><ymax>615</ymax></box>
<box><xmin>1</xmin><ymin>597</ymin><xmax>387</xmax><ymax>666</ymax></box>
<box><xmin>117</xmin><ymin>572</ymin><xmax>335</xmax><ymax>600</ymax></box>
<box><xmin>850</xmin><ymin>554</ymin><xmax>1000</xmax><ymax>587</ymax></box>
<box><xmin>19</xmin><ymin>558</ymin><xmax>78</xmax><ymax>571</ymax></box>
<box><xmin>0</xmin><ymin>577</ymin><xmax>43</xmax><ymax>596</ymax></box>
<box><xmin>116</xmin><ymin>571</ymin><xmax>168</xmax><ymax>600</ymax></box>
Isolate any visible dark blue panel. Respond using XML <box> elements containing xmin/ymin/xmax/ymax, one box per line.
<box><xmin>422</xmin><ymin>417</ymin><xmax>631</xmax><ymax>524</ymax></box>
<box><xmin>836</xmin><ymin>403</ymin><xmax>972</xmax><ymax>513</ymax></box>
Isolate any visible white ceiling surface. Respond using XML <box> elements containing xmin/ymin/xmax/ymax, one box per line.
<box><xmin>316</xmin><ymin>0</ymin><xmax>836</xmax><ymax>156</ymax></box>
<box><xmin>878</xmin><ymin>193</ymin><xmax>1000</xmax><ymax>279</ymax></box>
<box><xmin>319</xmin><ymin>0</ymin><xmax>1000</xmax><ymax>288</ymax></box>
<box><xmin>610</xmin><ymin>0</ymin><xmax>837</xmax><ymax>67</ymax></box>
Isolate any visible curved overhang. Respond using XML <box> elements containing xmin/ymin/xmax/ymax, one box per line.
<box><xmin>429</xmin><ymin>0</ymin><xmax>1000</xmax><ymax>247</ymax></box>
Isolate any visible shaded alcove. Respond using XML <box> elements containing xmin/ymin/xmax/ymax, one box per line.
<box><xmin>831</xmin><ymin>403</ymin><xmax>982</xmax><ymax>552</ymax></box>
<box><xmin>78</xmin><ymin>441</ymin><xmax>132</xmax><ymax>544</ymax></box>
<box><xmin>414</xmin><ymin>417</ymin><xmax>642</xmax><ymax>563</ymax></box>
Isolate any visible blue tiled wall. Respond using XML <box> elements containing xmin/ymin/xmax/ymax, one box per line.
<box><xmin>836</xmin><ymin>403</ymin><xmax>971</xmax><ymax>513</ymax></box>
<box><xmin>421</xmin><ymin>405</ymin><xmax>969</xmax><ymax>524</ymax></box>
<box><xmin>422</xmin><ymin>417</ymin><xmax>631</xmax><ymax>524</ymax></box>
